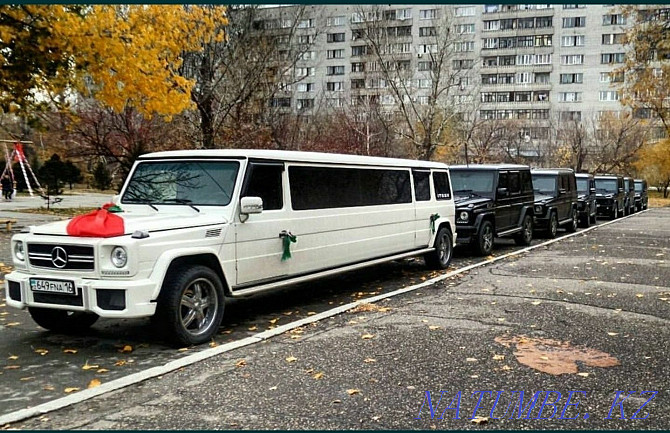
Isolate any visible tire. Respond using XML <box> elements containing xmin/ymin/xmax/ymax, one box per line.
<box><xmin>514</xmin><ymin>214</ymin><xmax>533</xmax><ymax>246</ymax></box>
<box><xmin>474</xmin><ymin>220</ymin><xmax>494</xmax><ymax>256</ymax></box>
<box><xmin>28</xmin><ymin>308</ymin><xmax>98</xmax><ymax>333</ymax></box>
<box><xmin>566</xmin><ymin>208</ymin><xmax>578</xmax><ymax>233</ymax></box>
<box><xmin>579</xmin><ymin>213</ymin><xmax>590</xmax><ymax>228</ymax></box>
<box><xmin>154</xmin><ymin>265</ymin><xmax>225</xmax><ymax>346</ymax></box>
<box><xmin>425</xmin><ymin>227</ymin><xmax>453</xmax><ymax>270</ymax></box>
<box><xmin>590</xmin><ymin>213</ymin><xmax>597</xmax><ymax>224</ymax></box>
<box><xmin>546</xmin><ymin>211</ymin><xmax>558</xmax><ymax>239</ymax></box>
<box><xmin>612</xmin><ymin>206</ymin><xmax>618</xmax><ymax>220</ymax></box>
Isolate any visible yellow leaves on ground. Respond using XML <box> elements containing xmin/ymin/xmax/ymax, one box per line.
<box><xmin>636</xmin><ymin>294</ymin><xmax>644</xmax><ymax>298</ymax></box>
<box><xmin>63</xmin><ymin>349</ymin><xmax>77</xmax><ymax>354</ymax></box>
<box><xmin>361</xmin><ymin>334</ymin><xmax>375</xmax><ymax>340</ymax></box>
<box><xmin>492</xmin><ymin>354</ymin><xmax>505</xmax><ymax>361</ymax></box>
<box><xmin>428</xmin><ymin>325</ymin><xmax>441</xmax><ymax>331</ymax></box>
<box><xmin>119</xmin><ymin>345</ymin><xmax>133</xmax><ymax>353</ymax></box>
<box><xmin>347</xmin><ymin>389</ymin><xmax>361</xmax><ymax>396</ymax></box>
<box><xmin>285</xmin><ymin>356</ymin><xmax>297</xmax><ymax>363</ymax></box>
<box><xmin>34</xmin><ymin>349</ymin><xmax>48</xmax><ymax>356</ymax></box>
<box><xmin>114</xmin><ymin>360</ymin><xmax>127</xmax><ymax>367</ymax></box>
<box><xmin>235</xmin><ymin>359</ymin><xmax>247</xmax><ymax>368</ymax></box>
<box><xmin>471</xmin><ymin>416</ymin><xmax>489</xmax><ymax>425</ymax></box>
<box><xmin>349</xmin><ymin>303</ymin><xmax>391</xmax><ymax>314</ymax></box>
<box><xmin>248</xmin><ymin>326</ymin><xmax>258</xmax><ymax>332</ymax></box>
<box><xmin>312</xmin><ymin>371</ymin><xmax>324</xmax><ymax>380</ymax></box>
<box><xmin>607</xmin><ymin>332</ymin><xmax>619</xmax><ymax>336</ymax></box>
<box><xmin>64</xmin><ymin>387</ymin><xmax>80</xmax><ymax>393</ymax></box>
<box><xmin>7</xmin><ymin>355</ymin><xmax>18</xmax><ymax>361</ymax></box>
<box><xmin>364</xmin><ymin>358</ymin><xmax>377</xmax><ymax>364</ymax></box>
<box><xmin>87</xmin><ymin>379</ymin><xmax>102</xmax><ymax>389</ymax></box>
<box><xmin>5</xmin><ymin>322</ymin><xmax>20</xmax><ymax>327</ymax></box>
<box><xmin>82</xmin><ymin>362</ymin><xmax>99</xmax><ymax>370</ymax></box>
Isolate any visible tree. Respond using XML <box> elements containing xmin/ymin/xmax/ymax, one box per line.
<box><xmin>92</xmin><ymin>161</ymin><xmax>112</xmax><ymax>191</ymax></box>
<box><xmin>0</xmin><ymin>5</ymin><xmax>228</xmax><ymax>117</ymax></box>
<box><xmin>62</xmin><ymin>161</ymin><xmax>82</xmax><ymax>190</ymax></box>
<box><xmin>635</xmin><ymin>139</ymin><xmax>670</xmax><ymax>197</ymax></box>
<box><xmin>589</xmin><ymin>112</ymin><xmax>649</xmax><ymax>174</ymax></box>
<box><xmin>38</xmin><ymin>153</ymin><xmax>66</xmax><ymax>196</ymax></box>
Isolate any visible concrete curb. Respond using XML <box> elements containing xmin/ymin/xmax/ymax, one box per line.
<box><xmin>0</xmin><ymin>210</ymin><xmax>646</xmax><ymax>426</ymax></box>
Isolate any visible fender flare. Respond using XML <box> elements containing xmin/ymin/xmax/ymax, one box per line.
<box><xmin>149</xmin><ymin>247</ymin><xmax>228</xmax><ymax>299</ymax></box>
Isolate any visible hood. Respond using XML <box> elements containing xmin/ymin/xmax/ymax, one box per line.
<box><xmin>31</xmin><ymin>211</ymin><xmax>227</xmax><ymax>237</ymax></box>
<box><xmin>596</xmin><ymin>192</ymin><xmax>615</xmax><ymax>199</ymax></box>
<box><xmin>454</xmin><ymin>196</ymin><xmax>493</xmax><ymax>209</ymax></box>
<box><xmin>533</xmin><ymin>193</ymin><xmax>555</xmax><ymax>204</ymax></box>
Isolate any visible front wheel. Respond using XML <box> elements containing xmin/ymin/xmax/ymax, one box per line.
<box><xmin>425</xmin><ymin>227</ymin><xmax>453</xmax><ymax>270</ymax></box>
<box><xmin>612</xmin><ymin>206</ymin><xmax>618</xmax><ymax>220</ymax></box>
<box><xmin>566</xmin><ymin>208</ymin><xmax>578</xmax><ymax>233</ymax></box>
<box><xmin>29</xmin><ymin>308</ymin><xmax>99</xmax><ymax>333</ymax></box>
<box><xmin>475</xmin><ymin>220</ymin><xmax>494</xmax><ymax>256</ymax></box>
<box><xmin>546</xmin><ymin>212</ymin><xmax>558</xmax><ymax>239</ymax></box>
<box><xmin>154</xmin><ymin>265</ymin><xmax>225</xmax><ymax>346</ymax></box>
<box><xmin>514</xmin><ymin>214</ymin><xmax>533</xmax><ymax>246</ymax></box>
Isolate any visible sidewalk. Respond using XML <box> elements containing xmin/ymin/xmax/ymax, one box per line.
<box><xmin>9</xmin><ymin>208</ymin><xmax>670</xmax><ymax>430</ymax></box>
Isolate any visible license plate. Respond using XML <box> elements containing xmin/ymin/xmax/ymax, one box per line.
<box><xmin>30</xmin><ymin>278</ymin><xmax>76</xmax><ymax>295</ymax></box>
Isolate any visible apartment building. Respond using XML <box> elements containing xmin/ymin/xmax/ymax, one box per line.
<box><xmin>253</xmin><ymin>5</ymin><xmax>664</xmax><ymax>145</ymax></box>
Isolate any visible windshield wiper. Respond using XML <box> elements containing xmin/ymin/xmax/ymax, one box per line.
<box><xmin>162</xmin><ymin>198</ymin><xmax>200</xmax><ymax>212</ymax></box>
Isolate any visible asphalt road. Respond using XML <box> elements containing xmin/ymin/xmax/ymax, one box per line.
<box><xmin>1</xmin><ymin>208</ymin><xmax>668</xmax><ymax>429</ymax></box>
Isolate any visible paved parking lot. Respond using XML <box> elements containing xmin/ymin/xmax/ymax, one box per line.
<box><xmin>1</xmin><ymin>208</ymin><xmax>667</xmax><ymax>429</ymax></box>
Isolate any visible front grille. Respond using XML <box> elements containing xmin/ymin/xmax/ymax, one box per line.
<box><xmin>33</xmin><ymin>292</ymin><xmax>83</xmax><ymax>306</ymax></box>
<box><xmin>28</xmin><ymin>244</ymin><xmax>95</xmax><ymax>271</ymax></box>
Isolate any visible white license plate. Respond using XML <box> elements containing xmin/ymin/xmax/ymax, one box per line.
<box><xmin>30</xmin><ymin>279</ymin><xmax>76</xmax><ymax>295</ymax></box>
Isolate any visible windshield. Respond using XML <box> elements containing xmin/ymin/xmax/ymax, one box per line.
<box><xmin>595</xmin><ymin>179</ymin><xmax>617</xmax><ymax>193</ymax></box>
<box><xmin>532</xmin><ymin>175</ymin><xmax>557</xmax><ymax>197</ymax></box>
<box><xmin>624</xmin><ymin>179</ymin><xmax>631</xmax><ymax>191</ymax></box>
<box><xmin>635</xmin><ymin>181</ymin><xmax>644</xmax><ymax>192</ymax></box>
<box><xmin>450</xmin><ymin>170</ymin><xmax>495</xmax><ymax>196</ymax></box>
<box><xmin>121</xmin><ymin>161</ymin><xmax>240</xmax><ymax>206</ymax></box>
<box><xmin>576</xmin><ymin>178</ymin><xmax>589</xmax><ymax>194</ymax></box>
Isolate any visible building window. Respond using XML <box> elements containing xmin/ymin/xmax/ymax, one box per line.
<box><xmin>455</xmin><ymin>6</ymin><xmax>476</xmax><ymax>17</ymax></box>
<box><xmin>535</xmin><ymin>72</ymin><xmax>550</xmax><ymax>84</ymax></box>
<box><xmin>455</xmin><ymin>24</ymin><xmax>475</xmax><ymax>34</ymax></box>
<box><xmin>297</xmin><ymin>19</ymin><xmax>314</xmax><ymax>28</ymax></box>
<box><xmin>351</xmin><ymin>79</ymin><xmax>365</xmax><ymax>90</ymax></box>
<box><xmin>419</xmin><ymin>26</ymin><xmax>436</xmax><ymax>37</ymax></box>
<box><xmin>536</xmin><ymin>16</ymin><xmax>553</xmax><ymax>28</ymax></box>
<box><xmin>298</xmin><ymin>35</ymin><xmax>314</xmax><ymax>44</ymax></box>
<box><xmin>455</xmin><ymin>41</ymin><xmax>475</xmax><ymax>52</ymax></box>
<box><xmin>351</xmin><ymin>62</ymin><xmax>365</xmax><ymax>72</ymax></box>
<box><xmin>517</xmin><ymin>36</ymin><xmax>534</xmax><ymax>48</ymax></box>
<box><xmin>397</xmin><ymin>8</ymin><xmax>412</xmax><ymax>20</ymax></box>
<box><xmin>601</xmin><ymin>53</ymin><xmax>625</xmax><ymax>64</ymax></box>
<box><xmin>517</xmin><ymin>54</ymin><xmax>533</xmax><ymax>65</ymax></box>
<box><xmin>602</xmin><ymin>33</ymin><xmax>625</xmax><ymax>45</ymax></box>
<box><xmin>599</xmin><ymin>71</ymin><xmax>624</xmax><ymax>83</ymax></box>
<box><xmin>327</xmin><ymin>32</ymin><xmax>345</xmax><ymax>43</ymax></box>
<box><xmin>419</xmin><ymin>9</ymin><xmax>437</xmax><ymax>20</ymax></box>
<box><xmin>327</xmin><ymin>49</ymin><xmax>344</xmax><ymax>59</ymax></box>
<box><xmin>483</xmin><ymin>20</ymin><xmax>500</xmax><ymax>31</ymax></box>
<box><xmin>418</xmin><ymin>79</ymin><xmax>432</xmax><ymax>88</ymax></box>
<box><xmin>599</xmin><ymin>90</ymin><xmax>620</xmax><ymax>101</ymax></box>
<box><xmin>559</xmin><ymin>92</ymin><xmax>583</xmax><ymax>102</ymax></box>
<box><xmin>351</xmin><ymin>45</ymin><xmax>367</xmax><ymax>56</ymax></box>
<box><xmin>326</xmin><ymin>81</ymin><xmax>344</xmax><ymax>92</ymax></box>
<box><xmin>418</xmin><ymin>61</ymin><xmax>436</xmax><ymax>71</ymax></box>
<box><xmin>603</xmin><ymin>14</ymin><xmax>626</xmax><ymax>25</ymax></box>
<box><xmin>270</xmin><ymin>98</ymin><xmax>291</xmax><ymax>108</ymax></box>
<box><xmin>419</xmin><ymin>44</ymin><xmax>438</xmax><ymax>54</ymax></box>
<box><xmin>563</xmin><ymin>4</ymin><xmax>585</xmax><ymax>8</ymax></box>
<box><xmin>561</xmin><ymin>55</ymin><xmax>584</xmax><ymax>65</ymax></box>
<box><xmin>535</xmin><ymin>35</ymin><xmax>552</xmax><ymax>47</ymax></box>
<box><xmin>560</xmin><ymin>73</ymin><xmax>583</xmax><ymax>84</ymax></box>
<box><xmin>326</xmin><ymin>16</ymin><xmax>346</xmax><ymax>27</ymax></box>
<box><xmin>562</xmin><ymin>16</ymin><xmax>586</xmax><ymax>28</ymax></box>
<box><xmin>561</xmin><ymin>35</ymin><xmax>585</xmax><ymax>47</ymax></box>
<box><xmin>560</xmin><ymin>111</ymin><xmax>582</xmax><ymax>121</ymax></box>
<box><xmin>453</xmin><ymin>59</ymin><xmax>474</xmax><ymax>69</ymax></box>
<box><xmin>297</xmin><ymin>83</ymin><xmax>314</xmax><ymax>92</ymax></box>
<box><xmin>296</xmin><ymin>99</ymin><xmax>314</xmax><ymax>110</ymax></box>
<box><xmin>296</xmin><ymin>67</ymin><xmax>315</xmax><ymax>77</ymax></box>
<box><xmin>326</xmin><ymin>65</ymin><xmax>345</xmax><ymax>76</ymax></box>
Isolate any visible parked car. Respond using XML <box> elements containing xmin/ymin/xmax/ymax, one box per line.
<box><xmin>531</xmin><ymin>169</ymin><xmax>579</xmax><ymax>238</ymax></box>
<box><xmin>624</xmin><ymin>177</ymin><xmax>636</xmax><ymax>215</ymax></box>
<box><xmin>6</xmin><ymin>150</ymin><xmax>456</xmax><ymax>345</ymax></box>
<box><xmin>634</xmin><ymin>179</ymin><xmax>649</xmax><ymax>211</ymax></box>
<box><xmin>575</xmin><ymin>173</ymin><xmax>597</xmax><ymax>227</ymax></box>
<box><xmin>594</xmin><ymin>174</ymin><xmax>625</xmax><ymax>219</ymax></box>
<box><xmin>450</xmin><ymin>164</ymin><xmax>534</xmax><ymax>256</ymax></box>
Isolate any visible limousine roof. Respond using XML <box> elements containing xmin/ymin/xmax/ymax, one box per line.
<box><xmin>575</xmin><ymin>173</ymin><xmax>593</xmax><ymax>178</ymax></box>
<box><xmin>449</xmin><ymin>164</ymin><xmax>530</xmax><ymax>171</ymax></box>
<box><xmin>139</xmin><ymin>149</ymin><xmax>449</xmax><ymax>169</ymax></box>
<box><xmin>594</xmin><ymin>174</ymin><xmax>623</xmax><ymax>179</ymax></box>
<box><xmin>531</xmin><ymin>168</ymin><xmax>575</xmax><ymax>175</ymax></box>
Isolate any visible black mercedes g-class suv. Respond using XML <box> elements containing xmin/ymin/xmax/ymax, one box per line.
<box><xmin>634</xmin><ymin>179</ymin><xmax>648</xmax><ymax>211</ymax></box>
<box><xmin>624</xmin><ymin>176</ymin><xmax>636</xmax><ymax>215</ymax></box>
<box><xmin>594</xmin><ymin>174</ymin><xmax>625</xmax><ymax>219</ymax></box>
<box><xmin>450</xmin><ymin>164</ymin><xmax>534</xmax><ymax>256</ymax></box>
<box><xmin>576</xmin><ymin>173</ymin><xmax>597</xmax><ymax>227</ymax></box>
<box><xmin>531</xmin><ymin>169</ymin><xmax>579</xmax><ymax>238</ymax></box>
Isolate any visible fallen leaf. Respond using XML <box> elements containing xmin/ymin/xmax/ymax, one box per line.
<box><xmin>607</xmin><ymin>332</ymin><xmax>619</xmax><ymax>336</ymax></box>
<box><xmin>8</xmin><ymin>355</ymin><xmax>18</xmax><ymax>361</ymax></box>
<box><xmin>114</xmin><ymin>360</ymin><xmax>126</xmax><ymax>367</ymax></box>
<box><xmin>19</xmin><ymin>377</ymin><xmax>35</xmax><ymax>381</ymax></box>
<box><xmin>209</xmin><ymin>341</ymin><xmax>218</xmax><ymax>348</ymax></box>
<box><xmin>5</xmin><ymin>322</ymin><xmax>20</xmax><ymax>327</ymax></box>
<box><xmin>34</xmin><ymin>349</ymin><xmax>48</xmax><ymax>356</ymax></box>
<box><xmin>43</xmin><ymin>385</ymin><xmax>55</xmax><ymax>391</ymax></box>
<box><xmin>269</xmin><ymin>318</ymin><xmax>279</xmax><ymax>325</ymax></box>
<box><xmin>87</xmin><ymin>379</ymin><xmax>101</xmax><ymax>389</ymax></box>
<box><xmin>63</xmin><ymin>349</ymin><xmax>78</xmax><ymax>354</ymax></box>
<box><xmin>307</xmin><ymin>312</ymin><xmax>316</xmax><ymax>316</ymax></box>
<box><xmin>64</xmin><ymin>387</ymin><xmax>80</xmax><ymax>393</ymax></box>
<box><xmin>248</xmin><ymin>326</ymin><xmax>258</xmax><ymax>331</ymax></box>
<box><xmin>82</xmin><ymin>362</ymin><xmax>99</xmax><ymax>370</ymax></box>
<box><xmin>364</xmin><ymin>358</ymin><xmax>377</xmax><ymax>363</ymax></box>
<box><xmin>285</xmin><ymin>356</ymin><xmax>297</xmax><ymax>363</ymax></box>
<box><xmin>312</xmin><ymin>371</ymin><xmax>324</xmax><ymax>380</ymax></box>
<box><xmin>472</xmin><ymin>416</ymin><xmax>488</xmax><ymax>425</ymax></box>
<box><xmin>347</xmin><ymin>389</ymin><xmax>361</xmax><ymax>395</ymax></box>
<box><xmin>119</xmin><ymin>345</ymin><xmax>133</xmax><ymax>353</ymax></box>
<box><xmin>501</xmin><ymin>365</ymin><xmax>512</xmax><ymax>371</ymax></box>
<box><xmin>466</xmin><ymin>358</ymin><xmax>478</xmax><ymax>362</ymax></box>
<box><xmin>5</xmin><ymin>365</ymin><xmax>20</xmax><ymax>370</ymax></box>
<box><xmin>269</xmin><ymin>386</ymin><xmax>277</xmax><ymax>390</ymax></box>
<box><xmin>493</xmin><ymin>354</ymin><xmax>505</xmax><ymax>361</ymax></box>
<box><xmin>177</xmin><ymin>347</ymin><xmax>189</xmax><ymax>352</ymax></box>
<box><xmin>96</xmin><ymin>369</ymin><xmax>109</xmax><ymax>374</ymax></box>
<box><xmin>636</xmin><ymin>294</ymin><xmax>644</xmax><ymax>298</ymax></box>
<box><xmin>577</xmin><ymin>372</ymin><xmax>589</xmax><ymax>377</ymax></box>
<box><xmin>531</xmin><ymin>301</ymin><xmax>542</xmax><ymax>306</ymax></box>
<box><xmin>428</xmin><ymin>325</ymin><xmax>441</xmax><ymax>331</ymax></box>
<box><xmin>614</xmin><ymin>309</ymin><xmax>622</xmax><ymax>313</ymax></box>
<box><xmin>361</xmin><ymin>334</ymin><xmax>375</xmax><ymax>340</ymax></box>
<box><xmin>235</xmin><ymin>359</ymin><xmax>247</xmax><ymax>368</ymax></box>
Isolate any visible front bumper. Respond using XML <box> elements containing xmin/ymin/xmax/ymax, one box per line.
<box><xmin>4</xmin><ymin>270</ymin><xmax>157</xmax><ymax>318</ymax></box>
<box><xmin>596</xmin><ymin>201</ymin><xmax>615</xmax><ymax>215</ymax></box>
<box><xmin>455</xmin><ymin>224</ymin><xmax>476</xmax><ymax>244</ymax></box>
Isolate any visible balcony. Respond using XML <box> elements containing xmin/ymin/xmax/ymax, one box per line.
<box><xmin>481</xmin><ymin>64</ymin><xmax>553</xmax><ymax>73</ymax></box>
<box><xmin>480</xmin><ymin>82</ymin><xmax>553</xmax><ymax>91</ymax></box>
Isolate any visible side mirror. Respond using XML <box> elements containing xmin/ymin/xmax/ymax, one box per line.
<box><xmin>497</xmin><ymin>187</ymin><xmax>508</xmax><ymax>197</ymax></box>
<box><xmin>589</xmin><ymin>187</ymin><xmax>596</xmax><ymax>194</ymax></box>
<box><xmin>618</xmin><ymin>188</ymin><xmax>624</xmax><ymax>193</ymax></box>
<box><xmin>240</xmin><ymin>196</ymin><xmax>263</xmax><ymax>215</ymax></box>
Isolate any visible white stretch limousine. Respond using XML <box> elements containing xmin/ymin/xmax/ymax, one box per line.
<box><xmin>6</xmin><ymin>150</ymin><xmax>456</xmax><ymax>345</ymax></box>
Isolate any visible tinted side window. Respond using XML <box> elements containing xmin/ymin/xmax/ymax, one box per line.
<box><xmin>508</xmin><ymin>171</ymin><xmax>521</xmax><ymax>194</ymax></box>
<box><xmin>243</xmin><ymin>164</ymin><xmax>284</xmax><ymax>210</ymax></box>
<box><xmin>413</xmin><ymin>170</ymin><xmax>431</xmax><ymax>201</ymax></box>
<box><xmin>433</xmin><ymin>171</ymin><xmax>451</xmax><ymax>200</ymax></box>
<box><xmin>521</xmin><ymin>170</ymin><xmax>533</xmax><ymax>193</ymax></box>
<box><xmin>289</xmin><ymin>166</ymin><xmax>411</xmax><ymax>210</ymax></box>
<box><xmin>498</xmin><ymin>172</ymin><xmax>509</xmax><ymax>190</ymax></box>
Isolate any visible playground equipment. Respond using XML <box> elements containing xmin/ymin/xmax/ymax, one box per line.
<box><xmin>1</xmin><ymin>140</ymin><xmax>45</xmax><ymax>198</ymax></box>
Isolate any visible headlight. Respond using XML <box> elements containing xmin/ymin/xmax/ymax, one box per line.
<box><xmin>459</xmin><ymin>211</ymin><xmax>469</xmax><ymax>222</ymax></box>
<box><xmin>534</xmin><ymin>205</ymin><xmax>543</xmax><ymax>214</ymax></box>
<box><xmin>14</xmin><ymin>241</ymin><xmax>25</xmax><ymax>261</ymax></box>
<box><xmin>111</xmin><ymin>246</ymin><xmax>128</xmax><ymax>268</ymax></box>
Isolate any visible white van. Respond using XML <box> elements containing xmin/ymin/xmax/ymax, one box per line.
<box><xmin>6</xmin><ymin>150</ymin><xmax>456</xmax><ymax>345</ymax></box>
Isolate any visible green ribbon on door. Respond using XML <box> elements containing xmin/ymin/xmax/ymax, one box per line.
<box><xmin>280</xmin><ymin>231</ymin><xmax>297</xmax><ymax>261</ymax></box>
<box><xmin>430</xmin><ymin>213</ymin><xmax>440</xmax><ymax>234</ymax></box>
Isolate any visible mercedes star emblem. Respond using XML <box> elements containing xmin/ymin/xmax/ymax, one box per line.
<box><xmin>51</xmin><ymin>246</ymin><xmax>68</xmax><ymax>268</ymax></box>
